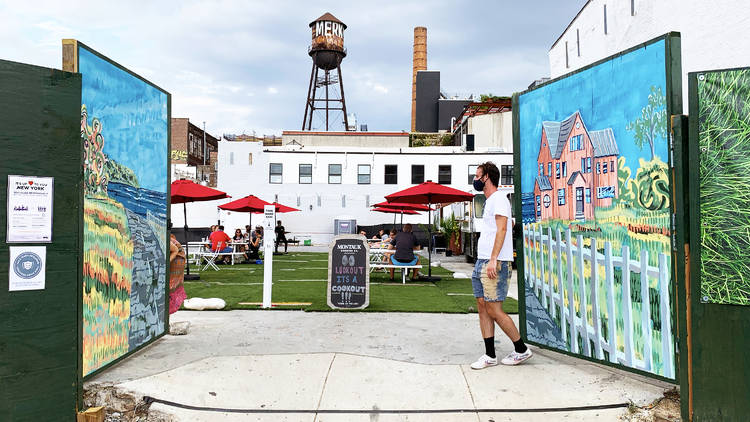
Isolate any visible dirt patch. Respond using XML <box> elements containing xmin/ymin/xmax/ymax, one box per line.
<box><xmin>83</xmin><ymin>383</ymin><xmax>176</xmax><ymax>422</ymax></box>
<box><xmin>622</xmin><ymin>388</ymin><xmax>681</xmax><ymax>422</ymax></box>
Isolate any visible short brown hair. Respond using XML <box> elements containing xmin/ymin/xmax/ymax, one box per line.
<box><xmin>478</xmin><ymin>161</ymin><xmax>500</xmax><ymax>187</ymax></box>
<box><xmin>403</xmin><ymin>223</ymin><xmax>413</xmax><ymax>232</ymax></box>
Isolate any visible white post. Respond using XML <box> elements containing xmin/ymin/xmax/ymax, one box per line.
<box><xmin>262</xmin><ymin>205</ymin><xmax>276</xmax><ymax>308</ymax></box>
<box><xmin>540</xmin><ymin>225</ymin><xmax>547</xmax><ymax>309</ymax></box>
<box><xmin>604</xmin><ymin>241</ymin><xmax>617</xmax><ymax>363</ymax></box>
<box><xmin>640</xmin><ymin>249</ymin><xmax>652</xmax><ymax>371</ymax></box>
<box><xmin>621</xmin><ymin>245</ymin><xmax>634</xmax><ymax>367</ymax></box>
<box><xmin>590</xmin><ymin>237</ymin><xmax>603</xmax><ymax>360</ymax></box>
<box><xmin>658</xmin><ymin>253</ymin><xmax>673</xmax><ymax>378</ymax></box>
<box><xmin>566</xmin><ymin>229</ymin><xmax>576</xmax><ymax>353</ymax></box>
<box><xmin>577</xmin><ymin>234</ymin><xmax>589</xmax><ymax>356</ymax></box>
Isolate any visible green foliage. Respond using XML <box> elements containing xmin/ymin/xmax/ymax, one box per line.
<box><xmin>616</xmin><ymin>157</ymin><xmax>670</xmax><ymax>211</ymax></box>
<box><xmin>439</xmin><ymin>213</ymin><xmax>460</xmax><ymax>240</ymax></box>
<box><xmin>105</xmin><ymin>156</ymin><xmax>140</xmax><ymax>187</ymax></box>
<box><xmin>626</xmin><ymin>86</ymin><xmax>667</xmax><ymax>160</ymax></box>
<box><xmin>698</xmin><ymin>69</ymin><xmax>750</xmax><ymax>305</ymax></box>
<box><xmin>479</xmin><ymin>94</ymin><xmax>511</xmax><ymax>102</ymax></box>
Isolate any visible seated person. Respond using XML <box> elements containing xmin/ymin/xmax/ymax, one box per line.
<box><xmin>389</xmin><ymin>224</ymin><xmax>421</xmax><ymax>281</ymax></box>
<box><xmin>245</xmin><ymin>228</ymin><xmax>263</xmax><ymax>261</ymax></box>
<box><xmin>380</xmin><ymin>229</ymin><xmax>390</xmax><ymax>242</ymax></box>
<box><xmin>209</xmin><ymin>225</ymin><xmax>232</xmax><ymax>264</ymax></box>
<box><xmin>382</xmin><ymin>229</ymin><xmax>398</xmax><ymax>261</ymax></box>
<box><xmin>359</xmin><ymin>230</ymin><xmax>368</xmax><ymax>237</ymax></box>
<box><xmin>233</xmin><ymin>229</ymin><xmax>246</xmax><ymax>252</ymax></box>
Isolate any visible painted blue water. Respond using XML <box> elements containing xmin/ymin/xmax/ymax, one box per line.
<box><xmin>521</xmin><ymin>192</ymin><xmax>536</xmax><ymax>224</ymax></box>
<box><xmin>108</xmin><ymin>182</ymin><xmax>167</xmax><ymax>221</ymax></box>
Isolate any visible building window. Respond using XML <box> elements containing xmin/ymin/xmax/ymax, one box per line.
<box><xmin>562</xmin><ymin>162</ymin><xmax>567</xmax><ymax>178</ymax></box>
<box><xmin>299</xmin><ymin>164</ymin><xmax>312</xmax><ymax>184</ymax></box>
<box><xmin>558</xmin><ymin>188</ymin><xmax>566</xmax><ymax>206</ymax></box>
<box><xmin>538</xmin><ymin>163</ymin><xmax>543</xmax><ymax>177</ymax></box>
<box><xmin>438</xmin><ymin>165</ymin><xmax>451</xmax><ymax>184</ymax></box>
<box><xmin>597</xmin><ymin>162</ymin><xmax>601</xmax><ymax>174</ymax></box>
<box><xmin>585</xmin><ymin>188</ymin><xmax>592</xmax><ymax>204</ymax></box>
<box><xmin>603</xmin><ymin>162</ymin><xmax>608</xmax><ymax>174</ymax></box>
<box><xmin>555</xmin><ymin>163</ymin><xmax>560</xmax><ymax>179</ymax></box>
<box><xmin>611</xmin><ymin>160</ymin><xmax>615</xmax><ymax>173</ymax></box>
<box><xmin>565</xmin><ymin>41</ymin><xmax>569</xmax><ymax>68</ymax></box>
<box><xmin>536</xmin><ymin>195</ymin><xmax>541</xmax><ymax>217</ymax></box>
<box><xmin>248</xmin><ymin>153</ymin><xmax>253</xmax><ymax>165</ymax></box>
<box><xmin>604</xmin><ymin>4</ymin><xmax>608</xmax><ymax>35</ymax></box>
<box><xmin>501</xmin><ymin>165</ymin><xmax>513</xmax><ymax>185</ymax></box>
<box><xmin>547</xmin><ymin>162</ymin><xmax>552</xmax><ymax>177</ymax></box>
<box><xmin>576</xmin><ymin>29</ymin><xmax>580</xmax><ymax>57</ymax></box>
<box><xmin>631</xmin><ymin>0</ymin><xmax>635</xmax><ymax>15</ymax></box>
<box><xmin>412</xmin><ymin>165</ymin><xmax>424</xmax><ymax>184</ymax></box>
<box><xmin>570</xmin><ymin>134</ymin><xmax>583</xmax><ymax>151</ymax></box>
<box><xmin>385</xmin><ymin>165</ymin><xmax>398</xmax><ymax>184</ymax></box>
<box><xmin>358</xmin><ymin>164</ymin><xmax>371</xmax><ymax>184</ymax></box>
<box><xmin>328</xmin><ymin>164</ymin><xmax>342</xmax><ymax>184</ymax></box>
<box><xmin>269</xmin><ymin>163</ymin><xmax>282</xmax><ymax>184</ymax></box>
<box><xmin>229</xmin><ymin>152</ymin><xmax>234</xmax><ymax>165</ymax></box>
<box><xmin>469</xmin><ymin>165</ymin><xmax>478</xmax><ymax>184</ymax></box>
<box><xmin>586</xmin><ymin>157</ymin><xmax>592</xmax><ymax>173</ymax></box>
<box><xmin>543</xmin><ymin>194</ymin><xmax>551</xmax><ymax>208</ymax></box>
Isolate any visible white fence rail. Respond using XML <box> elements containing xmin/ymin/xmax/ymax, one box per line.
<box><xmin>523</xmin><ymin>224</ymin><xmax>674</xmax><ymax>378</ymax></box>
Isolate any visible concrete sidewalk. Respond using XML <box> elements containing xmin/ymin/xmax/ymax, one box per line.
<box><xmin>89</xmin><ymin>311</ymin><xmax>674</xmax><ymax>421</ymax></box>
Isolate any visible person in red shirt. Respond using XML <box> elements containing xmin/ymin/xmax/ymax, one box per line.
<box><xmin>209</xmin><ymin>225</ymin><xmax>232</xmax><ymax>264</ymax></box>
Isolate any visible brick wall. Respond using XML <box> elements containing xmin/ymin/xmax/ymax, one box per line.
<box><xmin>170</xmin><ymin>118</ymin><xmax>188</xmax><ymax>163</ymax></box>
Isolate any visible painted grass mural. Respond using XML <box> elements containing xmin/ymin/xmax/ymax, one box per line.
<box><xmin>78</xmin><ymin>43</ymin><xmax>169</xmax><ymax>376</ymax></box>
<box><xmin>698</xmin><ymin>68</ymin><xmax>750</xmax><ymax>305</ymax></box>
<box><xmin>516</xmin><ymin>36</ymin><xmax>678</xmax><ymax>379</ymax></box>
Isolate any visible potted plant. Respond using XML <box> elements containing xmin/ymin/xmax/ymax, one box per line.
<box><xmin>439</xmin><ymin>214</ymin><xmax>462</xmax><ymax>256</ymax></box>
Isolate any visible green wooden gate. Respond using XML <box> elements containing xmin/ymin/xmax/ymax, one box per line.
<box><xmin>0</xmin><ymin>59</ymin><xmax>83</xmax><ymax>420</ymax></box>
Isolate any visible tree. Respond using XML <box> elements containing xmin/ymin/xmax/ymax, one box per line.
<box><xmin>626</xmin><ymin>86</ymin><xmax>667</xmax><ymax>160</ymax></box>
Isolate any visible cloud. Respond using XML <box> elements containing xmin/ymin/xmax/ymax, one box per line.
<box><xmin>1</xmin><ymin>0</ymin><xmax>587</xmax><ymax>135</ymax></box>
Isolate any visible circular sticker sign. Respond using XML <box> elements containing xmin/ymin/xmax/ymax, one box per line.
<box><xmin>13</xmin><ymin>252</ymin><xmax>43</xmax><ymax>279</ymax></box>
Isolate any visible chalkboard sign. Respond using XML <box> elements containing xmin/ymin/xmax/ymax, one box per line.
<box><xmin>327</xmin><ymin>235</ymin><xmax>369</xmax><ymax>309</ymax></box>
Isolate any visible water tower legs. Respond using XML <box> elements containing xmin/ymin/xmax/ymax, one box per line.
<box><xmin>302</xmin><ymin>59</ymin><xmax>349</xmax><ymax>131</ymax></box>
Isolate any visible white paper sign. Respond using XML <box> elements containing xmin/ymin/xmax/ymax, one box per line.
<box><xmin>6</xmin><ymin>175</ymin><xmax>54</xmax><ymax>243</ymax></box>
<box><xmin>9</xmin><ymin>246</ymin><xmax>46</xmax><ymax>291</ymax></box>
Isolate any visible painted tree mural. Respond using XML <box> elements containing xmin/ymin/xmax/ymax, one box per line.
<box><xmin>626</xmin><ymin>86</ymin><xmax>667</xmax><ymax>160</ymax></box>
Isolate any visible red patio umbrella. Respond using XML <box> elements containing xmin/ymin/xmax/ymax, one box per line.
<box><xmin>371</xmin><ymin>201</ymin><xmax>431</xmax><ymax>212</ymax></box>
<box><xmin>218</xmin><ymin>195</ymin><xmax>273</xmax><ymax>229</ymax></box>
<box><xmin>385</xmin><ymin>181</ymin><xmax>473</xmax><ymax>281</ymax></box>
<box><xmin>372</xmin><ymin>206</ymin><xmax>421</xmax><ymax>227</ymax></box>
<box><xmin>171</xmin><ymin>179</ymin><xmax>230</xmax><ymax>280</ymax></box>
<box><xmin>270</xmin><ymin>202</ymin><xmax>300</xmax><ymax>213</ymax></box>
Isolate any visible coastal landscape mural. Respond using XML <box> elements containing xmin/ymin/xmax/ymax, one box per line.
<box><xmin>78</xmin><ymin>44</ymin><xmax>169</xmax><ymax>376</ymax></box>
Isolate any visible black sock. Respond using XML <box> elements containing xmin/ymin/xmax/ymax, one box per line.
<box><xmin>513</xmin><ymin>338</ymin><xmax>527</xmax><ymax>354</ymax></box>
<box><xmin>484</xmin><ymin>337</ymin><xmax>496</xmax><ymax>358</ymax></box>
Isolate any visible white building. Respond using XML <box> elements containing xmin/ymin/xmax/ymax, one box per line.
<box><xmin>171</xmin><ymin>141</ymin><xmax>513</xmax><ymax>245</ymax></box>
<box><xmin>548</xmin><ymin>0</ymin><xmax>750</xmax><ymax>113</ymax></box>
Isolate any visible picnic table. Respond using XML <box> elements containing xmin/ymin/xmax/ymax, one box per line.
<box><xmin>187</xmin><ymin>241</ymin><xmax>253</xmax><ymax>270</ymax></box>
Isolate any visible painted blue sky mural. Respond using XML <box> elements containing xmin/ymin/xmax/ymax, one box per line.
<box><xmin>79</xmin><ymin>46</ymin><xmax>168</xmax><ymax>193</ymax></box>
<box><xmin>519</xmin><ymin>39</ymin><xmax>667</xmax><ymax>193</ymax></box>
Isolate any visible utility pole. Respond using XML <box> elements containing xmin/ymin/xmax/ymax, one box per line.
<box><xmin>202</xmin><ymin>121</ymin><xmax>206</xmax><ymax>166</ymax></box>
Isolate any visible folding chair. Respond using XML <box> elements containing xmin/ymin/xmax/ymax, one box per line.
<box><xmin>200</xmin><ymin>249</ymin><xmax>220</xmax><ymax>271</ymax></box>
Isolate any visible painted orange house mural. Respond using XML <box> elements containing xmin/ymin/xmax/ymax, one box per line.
<box><xmin>533</xmin><ymin>111</ymin><xmax>619</xmax><ymax>222</ymax></box>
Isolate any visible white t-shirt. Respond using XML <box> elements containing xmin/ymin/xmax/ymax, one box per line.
<box><xmin>477</xmin><ymin>191</ymin><xmax>513</xmax><ymax>261</ymax></box>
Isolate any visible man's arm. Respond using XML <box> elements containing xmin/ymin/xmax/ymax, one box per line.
<box><xmin>486</xmin><ymin>215</ymin><xmax>508</xmax><ymax>279</ymax></box>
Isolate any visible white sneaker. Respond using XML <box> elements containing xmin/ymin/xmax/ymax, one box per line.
<box><xmin>501</xmin><ymin>349</ymin><xmax>533</xmax><ymax>366</ymax></box>
<box><xmin>470</xmin><ymin>354</ymin><xmax>498</xmax><ymax>370</ymax></box>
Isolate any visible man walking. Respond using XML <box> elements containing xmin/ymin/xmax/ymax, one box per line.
<box><xmin>275</xmin><ymin>220</ymin><xmax>288</xmax><ymax>254</ymax></box>
<box><xmin>470</xmin><ymin>162</ymin><xmax>532</xmax><ymax>369</ymax></box>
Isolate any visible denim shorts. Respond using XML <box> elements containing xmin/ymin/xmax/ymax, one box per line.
<box><xmin>471</xmin><ymin>259</ymin><xmax>510</xmax><ymax>302</ymax></box>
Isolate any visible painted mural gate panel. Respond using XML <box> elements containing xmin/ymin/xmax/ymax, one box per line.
<box><xmin>515</xmin><ymin>36</ymin><xmax>678</xmax><ymax>379</ymax></box>
<box><xmin>696</xmin><ymin>68</ymin><xmax>750</xmax><ymax>306</ymax></box>
<box><xmin>74</xmin><ymin>43</ymin><xmax>170</xmax><ymax>376</ymax></box>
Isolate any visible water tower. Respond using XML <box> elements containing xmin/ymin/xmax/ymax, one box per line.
<box><xmin>302</xmin><ymin>13</ymin><xmax>350</xmax><ymax>131</ymax></box>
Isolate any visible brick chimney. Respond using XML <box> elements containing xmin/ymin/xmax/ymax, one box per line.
<box><xmin>411</xmin><ymin>27</ymin><xmax>427</xmax><ymax>132</ymax></box>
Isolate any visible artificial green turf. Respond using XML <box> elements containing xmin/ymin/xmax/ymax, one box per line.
<box><xmin>698</xmin><ymin>68</ymin><xmax>750</xmax><ymax>305</ymax></box>
<box><xmin>182</xmin><ymin>252</ymin><xmax>518</xmax><ymax>313</ymax></box>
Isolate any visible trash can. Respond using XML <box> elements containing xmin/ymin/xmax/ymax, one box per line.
<box><xmin>303</xmin><ymin>239</ymin><xmax>312</xmax><ymax>246</ymax></box>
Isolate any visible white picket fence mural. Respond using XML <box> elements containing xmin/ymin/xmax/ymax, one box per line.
<box><xmin>523</xmin><ymin>224</ymin><xmax>674</xmax><ymax>379</ymax></box>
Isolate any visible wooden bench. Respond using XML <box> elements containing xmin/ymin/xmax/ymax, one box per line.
<box><xmin>370</xmin><ymin>264</ymin><xmax>423</xmax><ymax>284</ymax></box>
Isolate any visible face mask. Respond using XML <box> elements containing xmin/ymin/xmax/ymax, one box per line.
<box><xmin>473</xmin><ymin>177</ymin><xmax>485</xmax><ymax>191</ymax></box>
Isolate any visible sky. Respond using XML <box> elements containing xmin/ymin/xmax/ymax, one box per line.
<box><xmin>0</xmin><ymin>0</ymin><xmax>586</xmax><ymax>136</ymax></box>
